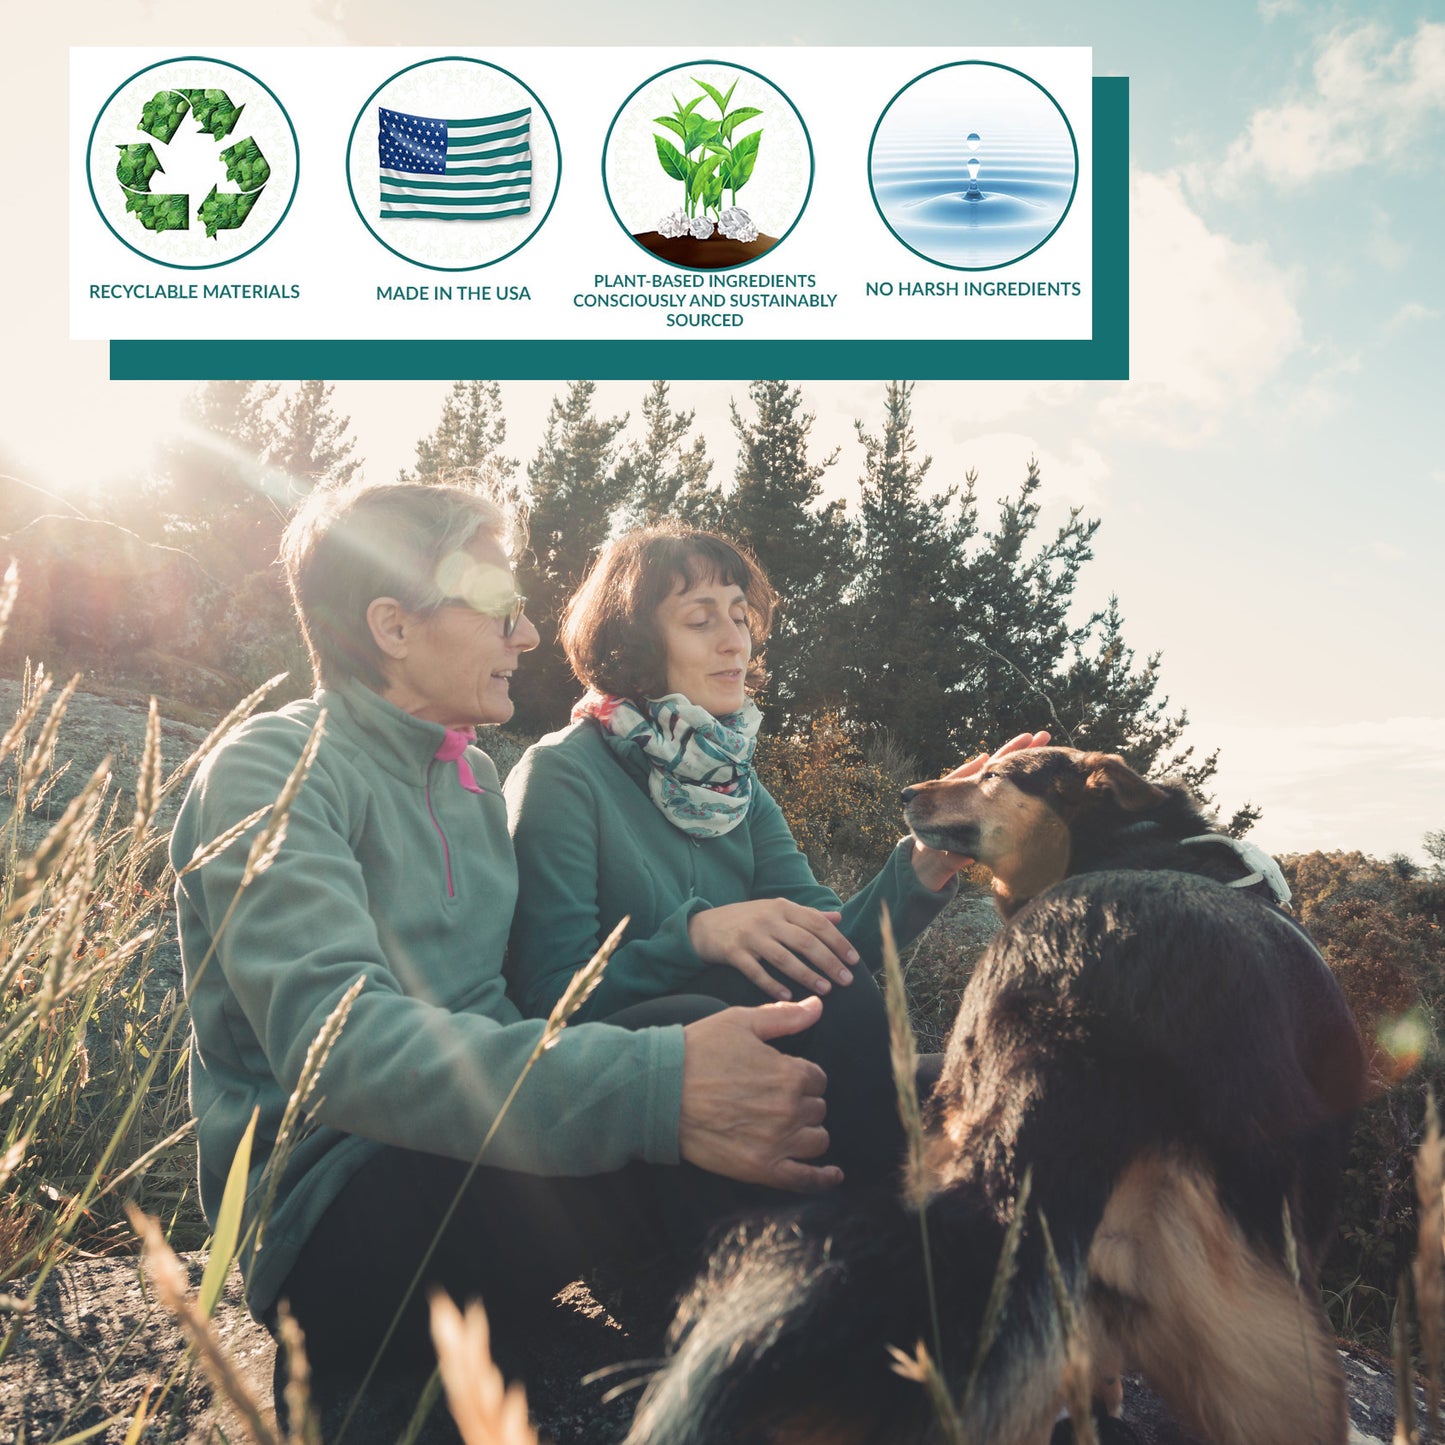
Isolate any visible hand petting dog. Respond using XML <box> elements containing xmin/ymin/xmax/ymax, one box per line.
<box><xmin>687</xmin><ymin>898</ymin><xmax>859</xmax><ymax>1000</ymax></box>
<box><xmin>909</xmin><ymin>729</ymin><xmax>1052</xmax><ymax>890</ymax></box>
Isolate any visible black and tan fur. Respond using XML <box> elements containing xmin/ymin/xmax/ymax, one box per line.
<box><xmin>625</xmin><ymin>749</ymin><xmax>1365</xmax><ymax>1445</ymax></box>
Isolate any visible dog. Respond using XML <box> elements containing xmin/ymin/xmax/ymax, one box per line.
<box><xmin>624</xmin><ymin>748</ymin><xmax>1365</xmax><ymax>1445</ymax></box>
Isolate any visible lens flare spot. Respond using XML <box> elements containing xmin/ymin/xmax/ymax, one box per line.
<box><xmin>1378</xmin><ymin>1009</ymin><xmax>1429</xmax><ymax>1076</ymax></box>
<box><xmin>435</xmin><ymin>553</ymin><xmax>517</xmax><ymax>614</ymax></box>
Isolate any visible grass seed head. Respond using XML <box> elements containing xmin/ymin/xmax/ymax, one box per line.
<box><xmin>429</xmin><ymin>1290</ymin><xmax>537</xmax><ymax>1445</ymax></box>
<box><xmin>242</xmin><ymin>710</ymin><xmax>326</xmax><ymax>887</ymax></box>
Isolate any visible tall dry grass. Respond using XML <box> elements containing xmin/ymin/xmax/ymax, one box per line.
<box><xmin>2</xmin><ymin>588</ymin><xmax>1439</xmax><ymax>1444</ymax></box>
<box><xmin>0</xmin><ymin>582</ymin><xmax>632</xmax><ymax>1442</ymax></box>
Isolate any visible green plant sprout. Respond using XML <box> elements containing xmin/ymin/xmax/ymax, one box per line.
<box><xmin>652</xmin><ymin>76</ymin><xmax>763</xmax><ymax>231</ymax></box>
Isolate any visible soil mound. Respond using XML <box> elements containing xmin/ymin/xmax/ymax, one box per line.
<box><xmin>630</xmin><ymin>231</ymin><xmax>780</xmax><ymax>268</ymax></box>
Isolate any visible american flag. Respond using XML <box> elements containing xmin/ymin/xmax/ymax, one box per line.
<box><xmin>377</xmin><ymin>106</ymin><xmax>532</xmax><ymax>220</ymax></box>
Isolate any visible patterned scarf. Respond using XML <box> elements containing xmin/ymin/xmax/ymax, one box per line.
<box><xmin>573</xmin><ymin>690</ymin><xmax>760</xmax><ymax>838</ymax></box>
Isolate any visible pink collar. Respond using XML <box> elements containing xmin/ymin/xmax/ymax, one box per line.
<box><xmin>434</xmin><ymin>729</ymin><xmax>485</xmax><ymax>795</ymax></box>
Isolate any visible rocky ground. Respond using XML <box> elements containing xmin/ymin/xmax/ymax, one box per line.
<box><xmin>0</xmin><ymin>1246</ymin><xmax>1412</xmax><ymax>1443</ymax></box>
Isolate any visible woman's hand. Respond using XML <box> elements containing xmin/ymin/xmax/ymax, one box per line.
<box><xmin>688</xmin><ymin>898</ymin><xmax>859</xmax><ymax>1000</ymax></box>
<box><xmin>910</xmin><ymin>730</ymin><xmax>1052</xmax><ymax>889</ymax></box>
<box><xmin>679</xmin><ymin>997</ymin><xmax>843</xmax><ymax>1192</ymax></box>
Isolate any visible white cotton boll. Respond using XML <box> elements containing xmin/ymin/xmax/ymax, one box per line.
<box><xmin>657</xmin><ymin>210</ymin><xmax>688</xmax><ymax>239</ymax></box>
<box><xmin>688</xmin><ymin>215</ymin><xmax>715</xmax><ymax>240</ymax></box>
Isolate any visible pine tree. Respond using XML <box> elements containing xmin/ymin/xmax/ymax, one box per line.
<box><xmin>836</xmin><ymin>387</ymin><xmax>1226</xmax><ymax>797</ymax></box>
<box><xmin>616</xmin><ymin>380</ymin><xmax>717</xmax><ymax>529</ymax></box>
<box><xmin>267</xmin><ymin>380</ymin><xmax>362</xmax><ymax>494</ymax></box>
<box><xmin>948</xmin><ymin>459</ymin><xmax>1101</xmax><ymax>756</ymax></box>
<box><xmin>145</xmin><ymin>380</ymin><xmax>285</xmax><ymax>579</ymax></box>
<box><xmin>718</xmin><ymin>380</ymin><xmax>850</xmax><ymax>721</ymax></box>
<box><xmin>512</xmin><ymin>381</ymin><xmax>630</xmax><ymax>732</ymax></box>
<box><xmin>835</xmin><ymin>381</ymin><xmax>970</xmax><ymax>772</ymax></box>
<box><xmin>408</xmin><ymin>379</ymin><xmax>519</xmax><ymax>496</ymax></box>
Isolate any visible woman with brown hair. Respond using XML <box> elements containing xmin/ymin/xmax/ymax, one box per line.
<box><xmin>505</xmin><ymin>523</ymin><xmax>1044</xmax><ymax>1189</ymax></box>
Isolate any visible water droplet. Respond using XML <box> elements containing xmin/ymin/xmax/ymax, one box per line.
<box><xmin>966</xmin><ymin>132</ymin><xmax>981</xmax><ymax>150</ymax></box>
<box><xmin>967</xmin><ymin>158</ymin><xmax>981</xmax><ymax>180</ymax></box>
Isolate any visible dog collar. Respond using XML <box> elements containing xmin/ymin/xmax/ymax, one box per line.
<box><xmin>1180</xmin><ymin>834</ymin><xmax>1292</xmax><ymax>905</ymax></box>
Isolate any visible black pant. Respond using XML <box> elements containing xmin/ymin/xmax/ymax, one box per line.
<box><xmin>272</xmin><ymin>972</ymin><xmax>902</xmax><ymax>1400</ymax></box>
<box><xmin>618</xmin><ymin>958</ymin><xmax>906</xmax><ymax>1188</ymax></box>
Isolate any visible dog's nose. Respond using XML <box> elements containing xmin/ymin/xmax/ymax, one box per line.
<box><xmin>900</xmin><ymin>786</ymin><xmax>918</xmax><ymax>804</ymax></box>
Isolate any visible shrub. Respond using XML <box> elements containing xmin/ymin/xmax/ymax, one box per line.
<box><xmin>1284</xmin><ymin>850</ymin><xmax>1445</xmax><ymax>1346</ymax></box>
<box><xmin>756</xmin><ymin>711</ymin><xmax>915</xmax><ymax>878</ymax></box>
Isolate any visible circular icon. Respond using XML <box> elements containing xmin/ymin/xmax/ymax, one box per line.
<box><xmin>602</xmin><ymin>60</ymin><xmax>813</xmax><ymax>272</ymax></box>
<box><xmin>87</xmin><ymin>56</ymin><xmax>298</xmax><ymax>270</ymax></box>
<box><xmin>346</xmin><ymin>57</ymin><xmax>560</xmax><ymax>272</ymax></box>
<box><xmin>869</xmin><ymin>61</ymin><xmax>1078</xmax><ymax>271</ymax></box>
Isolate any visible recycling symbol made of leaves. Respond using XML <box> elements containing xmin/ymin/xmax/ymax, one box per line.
<box><xmin>114</xmin><ymin>89</ymin><xmax>270</xmax><ymax>239</ymax></box>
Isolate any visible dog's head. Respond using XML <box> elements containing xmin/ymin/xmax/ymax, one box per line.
<box><xmin>902</xmin><ymin>747</ymin><xmax>1169</xmax><ymax>916</ymax></box>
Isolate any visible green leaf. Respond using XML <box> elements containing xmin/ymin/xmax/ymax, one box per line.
<box><xmin>222</xmin><ymin>136</ymin><xmax>271</xmax><ymax>191</ymax></box>
<box><xmin>115</xmin><ymin>145</ymin><xmax>158</xmax><ymax>189</ymax></box>
<box><xmin>199</xmin><ymin>1108</ymin><xmax>257</xmax><ymax>1318</ymax></box>
<box><xmin>683</xmin><ymin>115</ymin><xmax>718</xmax><ymax>154</ymax></box>
<box><xmin>679</xmin><ymin>93</ymin><xmax>705</xmax><ymax>117</ymax></box>
<box><xmin>692</xmin><ymin>77</ymin><xmax>728</xmax><ymax>114</ymax></box>
<box><xmin>728</xmin><ymin>129</ymin><xmax>762</xmax><ymax>191</ymax></box>
<box><xmin>138</xmin><ymin>90</ymin><xmax>187</xmax><ymax>144</ymax></box>
<box><xmin>654</xmin><ymin>114</ymin><xmax>687</xmax><ymax>142</ymax></box>
<box><xmin>653</xmin><ymin>135</ymin><xmax>689</xmax><ymax>183</ymax></box>
<box><xmin>689</xmin><ymin>151</ymin><xmax>723</xmax><ymax>205</ymax></box>
<box><xmin>198</xmin><ymin>184</ymin><xmax>261</xmax><ymax>239</ymax></box>
<box><xmin>123</xmin><ymin>189</ymin><xmax>188</xmax><ymax>232</ymax></box>
<box><xmin>719</xmin><ymin>106</ymin><xmax>763</xmax><ymax>142</ymax></box>
<box><xmin>721</xmin><ymin>77</ymin><xmax>739</xmax><ymax>114</ymax></box>
<box><xmin>705</xmin><ymin>171</ymin><xmax>725</xmax><ymax>210</ymax></box>
<box><xmin>183</xmin><ymin>89</ymin><xmax>243</xmax><ymax>141</ymax></box>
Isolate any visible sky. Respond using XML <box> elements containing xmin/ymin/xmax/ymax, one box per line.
<box><xmin>3</xmin><ymin>0</ymin><xmax>1442</xmax><ymax>861</ymax></box>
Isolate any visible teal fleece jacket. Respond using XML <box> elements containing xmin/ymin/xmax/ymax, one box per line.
<box><xmin>171</xmin><ymin>682</ymin><xmax>685</xmax><ymax>1318</ymax></box>
<box><xmin>504</xmin><ymin>720</ymin><xmax>958</xmax><ymax>1020</ymax></box>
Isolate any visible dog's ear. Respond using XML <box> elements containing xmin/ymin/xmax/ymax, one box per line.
<box><xmin>1081</xmin><ymin>753</ymin><xmax>1169</xmax><ymax>812</ymax></box>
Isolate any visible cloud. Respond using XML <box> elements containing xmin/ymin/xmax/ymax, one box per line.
<box><xmin>1096</xmin><ymin>170</ymin><xmax>1303</xmax><ymax>443</ymax></box>
<box><xmin>1384</xmin><ymin>301</ymin><xmax>1441</xmax><ymax>334</ymax></box>
<box><xmin>1215</xmin><ymin>20</ymin><xmax>1445</xmax><ymax>190</ymax></box>
<box><xmin>1199</xmin><ymin>713</ymin><xmax>1445</xmax><ymax>859</ymax></box>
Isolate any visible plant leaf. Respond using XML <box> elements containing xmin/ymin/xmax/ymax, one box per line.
<box><xmin>690</xmin><ymin>151</ymin><xmax>723</xmax><ymax>205</ymax></box>
<box><xmin>728</xmin><ymin>129</ymin><xmax>762</xmax><ymax>191</ymax></box>
<box><xmin>653</xmin><ymin>114</ymin><xmax>687</xmax><ymax>142</ymax></box>
<box><xmin>720</xmin><ymin>105</ymin><xmax>763</xmax><ymax>142</ymax></box>
<box><xmin>199</xmin><ymin>1107</ymin><xmax>257</xmax><ymax>1319</ymax></box>
<box><xmin>683</xmin><ymin>115</ymin><xmax>718</xmax><ymax>154</ymax></box>
<box><xmin>692</xmin><ymin>77</ymin><xmax>728</xmax><ymax>114</ymax></box>
<box><xmin>679</xmin><ymin>93</ymin><xmax>705</xmax><ymax>117</ymax></box>
<box><xmin>721</xmin><ymin>77</ymin><xmax>739</xmax><ymax>113</ymax></box>
<box><xmin>654</xmin><ymin>135</ymin><xmax>689</xmax><ymax>183</ymax></box>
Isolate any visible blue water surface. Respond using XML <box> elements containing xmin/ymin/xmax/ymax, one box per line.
<box><xmin>872</xmin><ymin>136</ymin><xmax>1075</xmax><ymax>267</ymax></box>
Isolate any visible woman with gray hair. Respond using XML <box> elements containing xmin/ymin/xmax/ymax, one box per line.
<box><xmin>171</xmin><ymin>481</ymin><xmax>835</xmax><ymax>1420</ymax></box>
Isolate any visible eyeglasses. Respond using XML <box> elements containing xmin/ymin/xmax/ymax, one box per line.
<box><xmin>437</xmin><ymin>593</ymin><xmax>528</xmax><ymax>638</ymax></box>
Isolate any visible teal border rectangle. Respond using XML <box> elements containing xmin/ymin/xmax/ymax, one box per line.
<box><xmin>111</xmin><ymin>76</ymin><xmax>1128</xmax><ymax>383</ymax></box>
